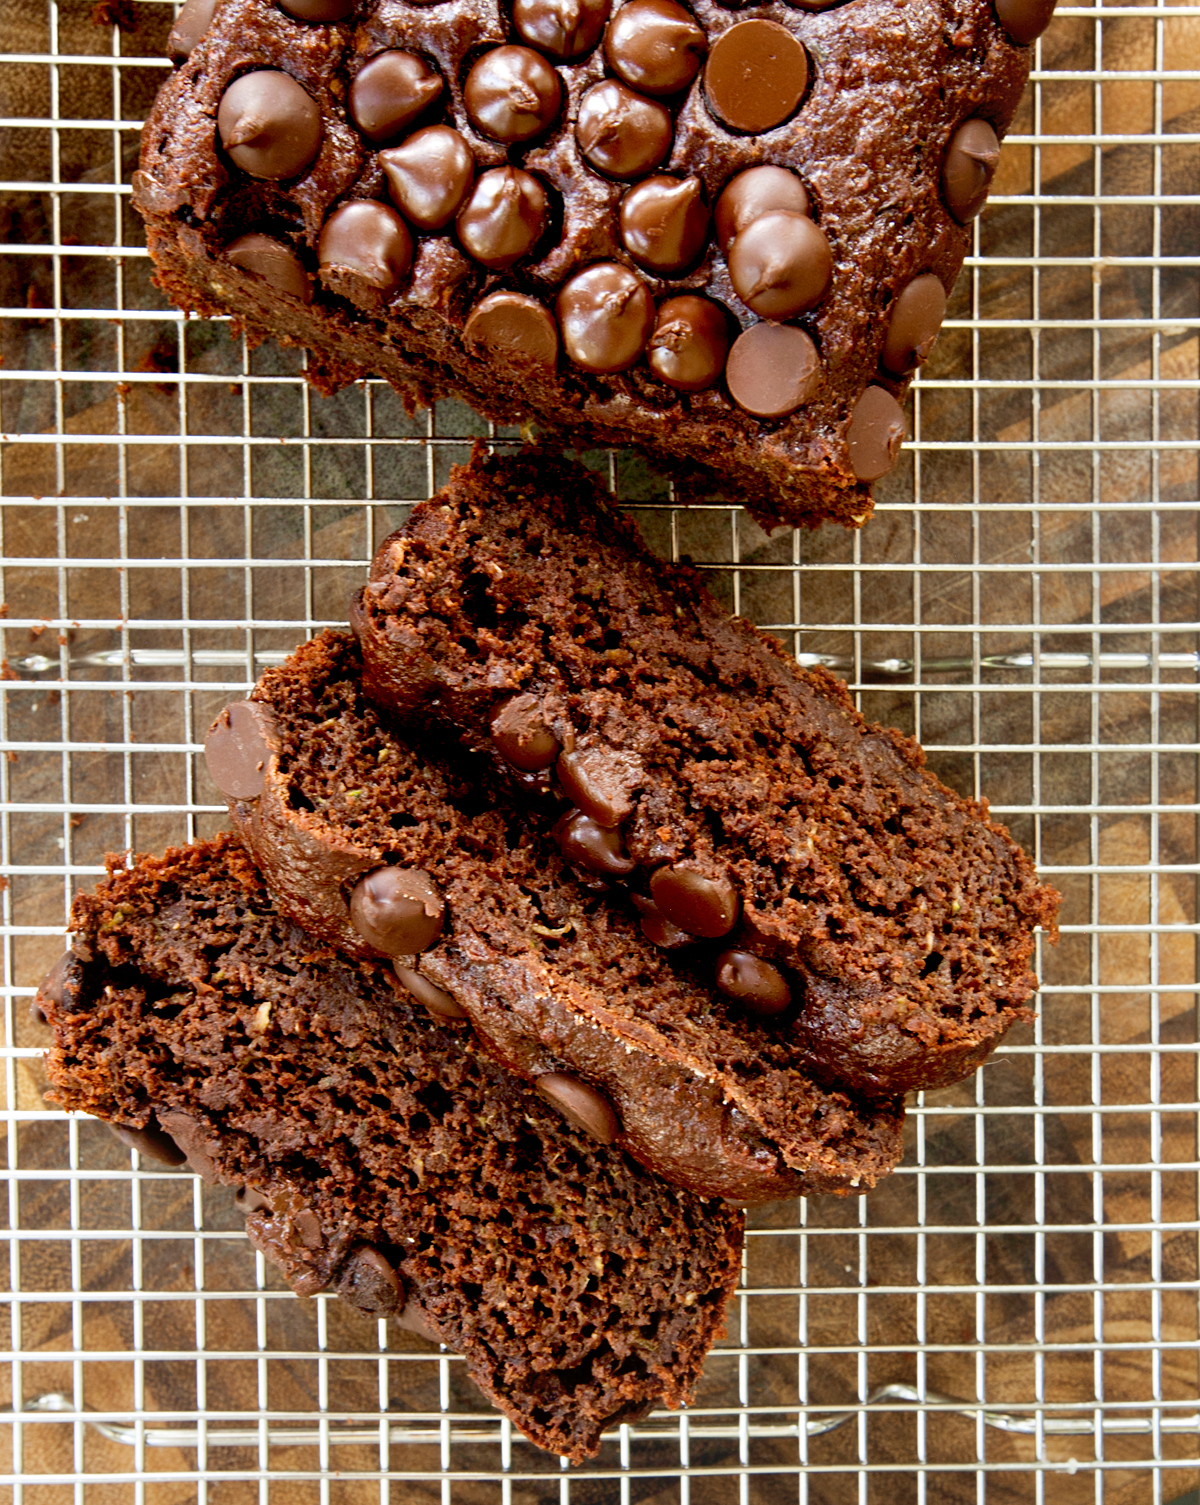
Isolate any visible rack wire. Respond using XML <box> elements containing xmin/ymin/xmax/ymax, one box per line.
<box><xmin>1</xmin><ymin>0</ymin><xmax>1199</xmax><ymax>1498</ymax></box>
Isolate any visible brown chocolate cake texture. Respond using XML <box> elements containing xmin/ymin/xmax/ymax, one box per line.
<box><xmin>40</xmin><ymin>834</ymin><xmax>744</xmax><ymax>1462</ymax></box>
<box><xmin>136</xmin><ymin>0</ymin><xmax>1052</xmax><ymax>528</ymax></box>
<box><xmin>207</xmin><ymin>628</ymin><xmax>907</xmax><ymax>1204</ymax></box>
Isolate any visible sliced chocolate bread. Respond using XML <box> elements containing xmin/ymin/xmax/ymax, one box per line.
<box><xmin>40</xmin><ymin>833</ymin><xmax>744</xmax><ymax>1462</ymax></box>
<box><xmin>206</xmin><ymin>629</ymin><xmax>906</xmax><ymax>1205</ymax></box>
<box><xmin>354</xmin><ymin>449</ymin><xmax>1060</xmax><ymax>1098</ymax></box>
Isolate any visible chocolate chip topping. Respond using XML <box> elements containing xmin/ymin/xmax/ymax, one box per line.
<box><xmin>35</xmin><ymin>950</ymin><xmax>69</xmax><ymax>1019</ymax></box>
<box><xmin>631</xmin><ymin>893</ymin><xmax>693</xmax><ymax>948</ymax></box>
<box><xmin>110</xmin><ymin>1118</ymin><xmax>190</xmax><ymax>1167</ymax></box>
<box><xmin>714</xmin><ymin>164</ymin><xmax>809</xmax><ymax>253</ymax></box>
<box><xmin>156</xmin><ymin>1109</ymin><xmax>219</xmax><ymax>1181</ymax></box>
<box><xmin>535</xmin><ymin>1072</ymin><xmax>620</xmax><ymax>1144</ymax></box>
<box><xmin>704</xmin><ymin>20</ymin><xmax>807</xmax><ymax>134</ymax></box>
<box><xmin>236</xmin><ymin>1185</ymin><xmax>271</xmax><ymax>1213</ymax></box>
<box><xmin>555</xmin><ymin>743</ymin><xmax>641</xmax><ymax>825</ymax></box>
<box><xmin>335</xmin><ymin>1246</ymin><xmax>405</xmax><ymax>1315</ymax></box>
<box><xmin>380</xmin><ymin>126</ymin><xmax>474</xmax><ymax>232</ymax></box>
<box><xmin>649</xmin><ymin>865</ymin><xmax>739</xmax><ymax>939</ymax></box>
<box><xmin>725</xmin><ymin>323</ymin><xmax>819</xmax><ymax>418</ymax></box>
<box><xmin>457</xmin><ymin>167</ymin><xmax>549</xmax><ymax>269</ymax></box>
<box><xmin>554</xmin><ymin>808</ymin><xmax>637</xmax><ymax>876</ymax></box>
<box><xmin>880</xmin><ymin>274</ymin><xmax>947</xmax><ymax>376</ymax></box>
<box><xmin>846</xmin><ymin>384</ymin><xmax>906</xmax><ymax>480</ymax></box>
<box><xmin>619</xmin><ymin>176</ymin><xmax>708</xmax><ymax>275</ymax></box>
<box><xmin>464</xmin><ymin>291</ymin><xmax>559</xmax><ymax>366</ymax></box>
<box><xmin>464</xmin><ymin>45</ymin><xmax>562</xmax><ymax>144</ymax></box>
<box><xmin>603</xmin><ymin>0</ymin><xmax>707</xmax><ymax>97</ymax></box>
<box><xmin>557</xmin><ymin>263</ymin><xmax>655</xmax><ymax>373</ymax></box>
<box><xmin>514</xmin><ymin>0</ymin><xmax>611</xmax><ymax>60</ymax></box>
<box><xmin>395</xmin><ymin>964</ymin><xmax>469</xmax><ymax>1019</ymax></box>
<box><xmin>727</xmin><ymin>210</ymin><xmax>830</xmax><ymax>320</ymax></box>
<box><xmin>575</xmin><ymin>80</ymin><xmax>673</xmax><ymax>180</ymax></box>
<box><xmin>648</xmin><ymin>295</ymin><xmax>729</xmax><ymax>391</ymax></box>
<box><xmin>942</xmin><ymin>118</ymin><xmax>1001</xmax><ymax>222</ymax></box>
<box><xmin>277</xmin><ymin>0</ymin><xmax>355</xmax><ymax>19</ymax></box>
<box><xmin>715</xmin><ymin>950</ymin><xmax>792</xmax><ymax>1015</ymax></box>
<box><xmin>216</xmin><ymin>71</ymin><xmax>322</xmax><ymax>181</ymax></box>
<box><xmin>349</xmin><ymin>51</ymin><xmax>443</xmax><ymax>145</ymax></box>
<box><xmin>167</xmin><ymin>0</ymin><xmax>218</xmax><ymax>60</ymax></box>
<box><xmin>349</xmin><ymin>866</ymin><xmax>445</xmax><ymax>955</ymax></box>
<box><xmin>490</xmin><ymin>692</ymin><xmax>560</xmax><ymax>771</ymax></box>
<box><xmin>318</xmin><ymin>200</ymin><xmax>413</xmax><ymax>298</ymax></box>
<box><xmin>226</xmin><ymin>232</ymin><xmax>311</xmax><ymax>301</ymax></box>
<box><xmin>994</xmin><ymin>0</ymin><xmax>1057</xmax><ymax>44</ymax></box>
<box><xmin>205</xmin><ymin>699</ymin><xmax>277</xmax><ymax>800</ymax></box>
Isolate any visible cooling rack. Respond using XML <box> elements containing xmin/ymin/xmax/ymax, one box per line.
<box><xmin>1</xmin><ymin>0</ymin><xmax>1198</xmax><ymax>1499</ymax></box>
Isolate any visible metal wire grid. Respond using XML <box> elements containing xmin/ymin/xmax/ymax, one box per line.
<box><xmin>0</xmin><ymin>0</ymin><xmax>1198</xmax><ymax>1498</ymax></box>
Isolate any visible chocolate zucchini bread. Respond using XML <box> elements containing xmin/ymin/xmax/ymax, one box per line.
<box><xmin>354</xmin><ymin>449</ymin><xmax>1060</xmax><ymax>1098</ymax></box>
<box><xmin>39</xmin><ymin>834</ymin><xmax>744</xmax><ymax>1461</ymax></box>
<box><xmin>207</xmin><ymin>628</ymin><xmax>906</xmax><ymax>1204</ymax></box>
<box><xmin>133</xmin><ymin>0</ymin><xmax>1051</xmax><ymax>528</ymax></box>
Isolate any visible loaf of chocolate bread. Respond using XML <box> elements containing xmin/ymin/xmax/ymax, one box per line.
<box><xmin>353</xmin><ymin>449</ymin><xmax>1060</xmax><ymax>1098</ymax></box>
<box><xmin>206</xmin><ymin>628</ymin><xmax>906</xmax><ymax>1204</ymax></box>
<box><xmin>134</xmin><ymin>0</ymin><xmax>1050</xmax><ymax>529</ymax></box>
<box><xmin>40</xmin><ymin>833</ymin><xmax>744</xmax><ymax>1461</ymax></box>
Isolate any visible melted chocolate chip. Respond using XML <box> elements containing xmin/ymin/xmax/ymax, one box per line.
<box><xmin>649</xmin><ymin>865</ymin><xmax>739</xmax><ymax>938</ymax></box>
<box><xmin>490</xmin><ymin>692</ymin><xmax>559</xmax><ymax>771</ymax></box>
<box><xmin>725</xmin><ymin>323</ymin><xmax>819</xmax><ymax>418</ymax></box>
<box><xmin>278</xmin><ymin>0</ymin><xmax>355</xmax><ymax>18</ymax></box>
<box><xmin>110</xmin><ymin>1118</ymin><xmax>189</xmax><ymax>1167</ymax></box>
<box><xmin>648</xmin><ymin>295</ymin><xmax>729</xmax><ymax>391</ymax></box>
<box><xmin>704</xmin><ymin>21</ymin><xmax>807</xmax><ymax>134</ymax></box>
<box><xmin>727</xmin><ymin>210</ymin><xmax>830</xmax><ymax>320</ymax></box>
<box><xmin>846</xmin><ymin>385</ymin><xmax>906</xmax><ymax>480</ymax></box>
<box><xmin>557</xmin><ymin>263</ymin><xmax>655</xmax><ymax>373</ymax></box>
<box><xmin>394</xmin><ymin>964</ymin><xmax>469</xmax><ymax>1019</ymax></box>
<box><xmin>292</xmin><ymin>1206</ymin><xmax>324</xmax><ymax>1249</ymax></box>
<box><xmin>236</xmin><ymin>1185</ymin><xmax>271</xmax><ymax>1213</ymax></box>
<box><xmin>576</xmin><ymin>80</ymin><xmax>673</xmax><ymax>180</ymax></box>
<box><xmin>715</xmin><ymin>950</ymin><xmax>791</xmax><ymax>1015</ymax></box>
<box><xmin>457</xmin><ymin>167</ymin><xmax>548</xmax><ymax>270</ymax></box>
<box><xmin>631</xmin><ymin>893</ymin><xmax>694</xmax><ymax>948</ymax></box>
<box><xmin>535</xmin><ymin>1072</ymin><xmax>620</xmax><ymax>1144</ymax></box>
<box><xmin>464</xmin><ymin>292</ymin><xmax>559</xmax><ymax>366</ymax></box>
<box><xmin>994</xmin><ymin>0</ymin><xmax>1057</xmax><ymax>44</ymax></box>
<box><xmin>167</xmin><ymin>0</ymin><xmax>218</xmax><ymax>60</ymax></box>
<box><xmin>217</xmin><ymin>71</ymin><xmax>322</xmax><ymax>181</ymax></box>
<box><xmin>336</xmin><ymin>1246</ymin><xmax>404</xmax><ymax>1315</ymax></box>
<box><xmin>395</xmin><ymin>1298</ymin><xmax>440</xmax><ymax>1341</ymax></box>
<box><xmin>464</xmin><ymin>45</ymin><xmax>562</xmax><ymax>144</ymax></box>
<box><xmin>604</xmin><ymin>0</ymin><xmax>707</xmax><ymax>97</ymax></box>
<box><xmin>205</xmin><ymin>700</ymin><xmax>277</xmax><ymax>800</ymax></box>
<box><xmin>34</xmin><ymin>951</ymin><xmax>69</xmax><ymax>1021</ymax></box>
<box><xmin>619</xmin><ymin>175</ymin><xmax>709</xmax><ymax>275</ymax></box>
<box><xmin>349</xmin><ymin>51</ymin><xmax>443</xmax><ymax>145</ymax></box>
<box><xmin>554</xmin><ymin>808</ymin><xmax>636</xmax><ymax>877</ymax></box>
<box><xmin>556</xmin><ymin>743</ymin><xmax>640</xmax><ymax>825</ymax></box>
<box><xmin>714</xmin><ymin>164</ymin><xmax>809</xmax><ymax>252</ymax></box>
<box><xmin>318</xmin><ymin>200</ymin><xmax>413</xmax><ymax>299</ymax></box>
<box><xmin>380</xmin><ymin>126</ymin><xmax>474</xmax><ymax>232</ymax></box>
<box><xmin>226</xmin><ymin>232</ymin><xmax>311</xmax><ymax>302</ymax></box>
<box><xmin>942</xmin><ymin>119</ymin><xmax>1000</xmax><ymax>222</ymax></box>
<box><xmin>880</xmin><ymin>274</ymin><xmax>947</xmax><ymax>376</ymax></box>
<box><xmin>349</xmin><ymin>866</ymin><xmax>445</xmax><ymax>955</ymax></box>
<box><xmin>514</xmin><ymin>0</ymin><xmax>611</xmax><ymax>60</ymax></box>
<box><xmin>156</xmin><ymin>1109</ymin><xmax>219</xmax><ymax>1181</ymax></box>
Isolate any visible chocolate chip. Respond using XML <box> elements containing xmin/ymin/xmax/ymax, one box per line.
<box><xmin>109</xmin><ymin>1119</ymin><xmax>189</xmax><ymax>1167</ymax></box>
<box><xmin>457</xmin><ymin>167</ymin><xmax>548</xmax><ymax>270</ymax></box>
<box><xmin>576</xmin><ymin>80</ymin><xmax>673</xmax><ymax>180</ymax></box>
<box><xmin>715</xmin><ymin>950</ymin><xmax>791</xmax><ymax>1015</ymax></box>
<box><xmin>727</xmin><ymin>210</ymin><xmax>830</xmax><ymax>320</ymax></box>
<box><xmin>556</xmin><ymin>744</ymin><xmax>641</xmax><ymax>826</ymax></box>
<box><xmin>217</xmin><ymin>71</ymin><xmax>322</xmax><ymax>181</ymax></box>
<box><xmin>880</xmin><ymin>274</ymin><xmax>947</xmax><ymax>376</ymax></box>
<box><xmin>619</xmin><ymin>175</ymin><xmax>709</xmax><ymax>276</ymax></box>
<box><xmin>631</xmin><ymin>893</ymin><xmax>693</xmax><ymax>948</ymax></box>
<box><xmin>604</xmin><ymin>0</ymin><xmax>707</xmax><ymax>97</ymax></box>
<box><xmin>292</xmin><ymin>1206</ymin><xmax>324</xmax><ymax>1249</ymax></box>
<box><xmin>34</xmin><ymin>950</ymin><xmax>70</xmax><ymax>1022</ymax></box>
<box><xmin>648</xmin><ymin>295</ymin><xmax>729</xmax><ymax>392</ymax></box>
<box><xmin>846</xmin><ymin>385</ymin><xmax>906</xmax><ymax>480</ymax></box>
<box><xmin>704</xmin><ymin>20</ymin><xmax>807</xmax><ymax>134</ymax></box>
<box><xmin>205</xmin><ymin>700</ymin><xmax>277</xmax><ymax>800</ymax></box>
<box><xmin>380</xmin><ymin>126</ymin><xmax>474</xmax><ymax>232</ymax></box>
<box><xmin>396</xmin><ymin>1297</ymin><xmax>440</xmax><ymax>1340</ymax></box>
<box><xmin>394</xmin><ymin>964</ymin><xmax>469</xmax><ymax>1020</ymax></box>
<box><xmin>318</xmin><ymin>200</ymin><xmax>413</xmax><ymax>299</ymax></box>
<box><xmin>277</xmin><ymin>0</ymin><xmax>355</xmax><ymax>18</ymax></box>
<box><xmin>649</xmin><ymin>865</ymin><xmax>739</xmax><ymax>938</ymax></box>
<box><xmin>156</xmin><ymin>1109</ymin><xmax>219</xmax><ymax>1181</ymax></box>
<box><xmin>490</xmin><ymin>693</ymin><xmax>559</xmax><ymax>771</ymax></box>
<box><xmin>535</xmin><ymin>1072</ymin><xmax>620</xmax><ymax>1144</ymax></box>
<box><xmin>226</xmin><ymin>232</ymin><xmax>311</xmax><ymax>302</ymax></box>
<box><xmin>942</xmin><ymin>119</ymin><xmax>1000</xmax><ymax>223</ymax></box>
<box><xmin>557</xmin><ymin>263</ymin><xmax>655</xmax><ymax>374</ymax></box>
<box><xmin>725</xmin><ymin>323</ymin><xmax>819</xmax><ymax>418</ymax></box>
<box><xmin>349</xmin><ymin>866</ymin><xmax>445</xmax><ymax>956</ymax></box>
<box><xmin>554</xmin><ymin>808</ymin><xmax>636</xmax><ymax>877</ymax></box>
<box><xmin>514</xmin><ymin>0</ymin><xmax>611</xmax><ymax>59</ymax></box>
<box><xmin>714</xmin><ymin>164</ymin><xmax>809</xmax><ymax>252</ymax></box>
<box><xmin>994</xmin><ymin>0</ymin><xmax>1057</xmax><ymax>44</ymax></box>
<box><xmin>235</xmin><ymin>1185</ymin><xmax>271</xmax><ymax>1213</ymax></box>
<box><xmin>167</xmin><ymin>0</ymin><xmax>217</xmax><ymax>59</ymax></box>
<box><xmin>464</xmin><ymin>292</ymin><xmax>559</xmax><ymax>367</ymax></box>
<box><xmin>336</xmin><ymin>1246</ymin><xmax>404</xmax><ymax>1314</ymax></box>
<box><xmin>349</xmin><ymin>51</ymin><xmax>443</xmax><ymax>145</ymax></box>
<box><xmin>464</xmin><ymin>45</ymin><xmax>562</xmax><ymax>144</ymax></box>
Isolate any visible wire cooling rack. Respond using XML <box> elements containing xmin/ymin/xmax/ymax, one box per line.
<box><xmin>2</xmin><ymin>0</ymin><xmax>1199</xmax><ymax>1499</ymax></box>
